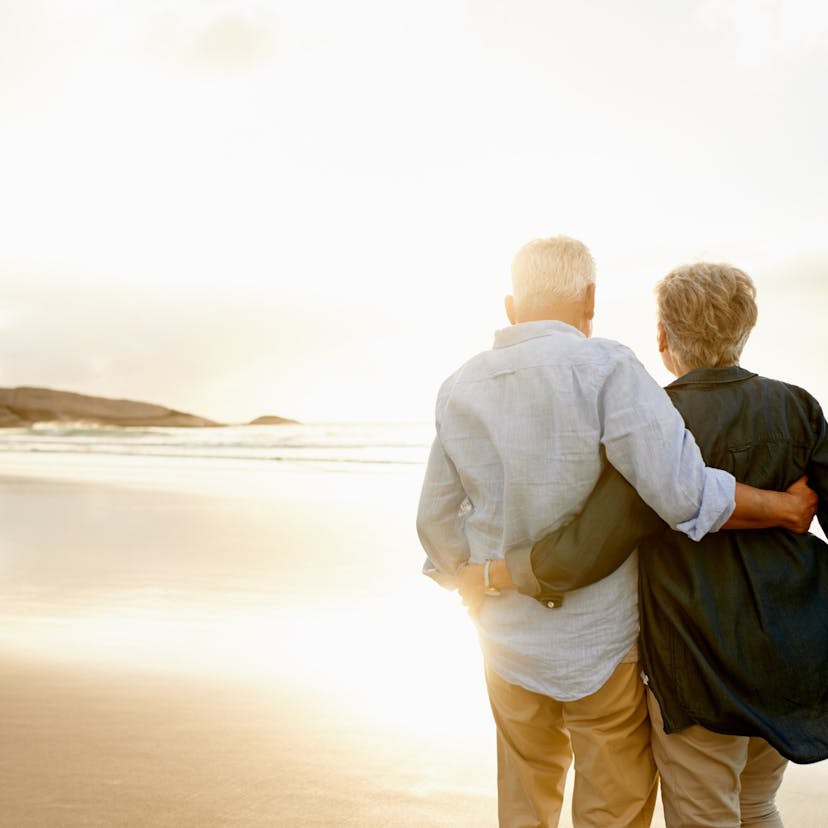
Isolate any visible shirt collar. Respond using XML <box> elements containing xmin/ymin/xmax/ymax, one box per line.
<box><xmin>667</xmin><ymin>365</ymin><xmax>757</xmax><ymax>389</ymax></box>
<box><xmin>493</xmin><ymin>320</ymin><xmax>585</xmax><ymax>349</ymax></box>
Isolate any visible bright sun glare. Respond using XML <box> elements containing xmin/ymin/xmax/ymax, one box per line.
<box><xmin>0</xmin><ymin>576</ymin><xmax>492</xmax><ymax>745</ymax></box>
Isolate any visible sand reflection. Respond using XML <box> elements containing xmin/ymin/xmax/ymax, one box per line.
<box><xmin>1</xmin><ymin>465</ymin><xmax>824</xmax><ymax>826</ymax></box>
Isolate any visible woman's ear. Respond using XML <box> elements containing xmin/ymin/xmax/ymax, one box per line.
<box><xmin>657</xmin><ymin>321</ymin><xmax>668</xmax><ymax>353</ymax></box>
<box><xmin>657</xmin><ymin>320</ymin><xmax>682</xmax><ymax>376</ymax></box>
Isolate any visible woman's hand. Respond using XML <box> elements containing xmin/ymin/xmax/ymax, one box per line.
<box><xmin>456</xmin><ymin>559</ymin><xmax>516</xmax><ymax>616</ymax></box>
<box><xmin>457</xmin><ymin>562</ymin><xmax>486</xmax><ymax>616</ymax></box>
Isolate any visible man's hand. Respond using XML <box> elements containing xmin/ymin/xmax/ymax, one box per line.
<box><xmin>727</xmin><ymin>476</ymin><xmax>817</xmax><ymax>532</ymax></box>
<box><xmin>783</xmin><ymin>476</ymin><xmax>818</xmax><ymax>533</ymax></box>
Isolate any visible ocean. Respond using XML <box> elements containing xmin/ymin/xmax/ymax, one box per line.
<box><xmin>0</xmin><ymin>421</ymin><xmax>434</xmax><ymax>468</ymax></box>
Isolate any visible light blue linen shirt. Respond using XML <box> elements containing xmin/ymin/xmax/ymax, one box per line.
<box><xmin>417</xmin><ymin>320</ymin><xmax>735</xmax><ymax>700</ymax></box>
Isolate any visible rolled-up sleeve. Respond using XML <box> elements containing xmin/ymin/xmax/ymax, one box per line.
<box><xmin>598</xmin><ymin>351</ymin><xmax>735</xmax><ymax>540</ymax></box>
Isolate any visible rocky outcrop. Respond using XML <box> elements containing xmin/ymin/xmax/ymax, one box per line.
<box><xmin>0</xmin><ymin>386</ymin><xmax>221</xmax><ymax>428</ymax></box>
<box><xmin>247</xmin><ymin>415</ymin><xmax>299</xmax><ymax>426</ymax></box>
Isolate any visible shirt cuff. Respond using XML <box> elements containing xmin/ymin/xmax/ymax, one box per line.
<box><xmin>676</xmin><ymin>468</ymin><xmax>736</xmax><ymax>541</ymax></box>
<box><xmin>421</xmin><ymin>558</ymin><xmax>459</xmax><ymax>591</ymax></box>
<box><xmin>504</xmin><ymin>542</ymin><xmax>542</xmax><ymax>598</ymax></box>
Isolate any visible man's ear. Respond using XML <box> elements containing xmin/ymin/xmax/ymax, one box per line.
<box><xmin>504</xmin><ymin>295</ymin><xmax>517</xmax><ymax>325</ymax></box>
<box><xmin>584</xmin><ymin>282</ymin><xmax>596</xmax><ymax>320</ymax></box>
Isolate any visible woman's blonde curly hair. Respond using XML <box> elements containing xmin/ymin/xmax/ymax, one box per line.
<box><xmin>656</xmin><ymin>262</ymin><xmax>758</xmax><ymax>371</ymax></box>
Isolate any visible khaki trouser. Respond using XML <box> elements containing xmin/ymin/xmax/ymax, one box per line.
<box><xmin>485</xmin><ymin>660</ymin><xmax>657</xmax><ymax>828</ymax></box>
<box><xmin>647</xmin><ymin>690</ymin><xmax>787</xmax><ymax>828</ymax></box>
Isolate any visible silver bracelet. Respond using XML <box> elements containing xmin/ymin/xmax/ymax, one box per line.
<box><xmin>484</xmin><ymin>559</ymin><xmax>501</xmax><ymax>596</ymax></box>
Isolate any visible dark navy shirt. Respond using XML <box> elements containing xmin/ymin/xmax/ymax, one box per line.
<box><xmin>523</xmin><ymin>366</ymin><xmax>828</xmax><ymax>763</ymax></box>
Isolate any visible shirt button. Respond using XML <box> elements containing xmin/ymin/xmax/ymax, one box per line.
<box><xmin>547</xmin><ymin>601</ymin><xmax>557</xmax><ymax>608</ymax></box>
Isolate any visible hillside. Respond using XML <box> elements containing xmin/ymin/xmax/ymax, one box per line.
<box><xmin>0</xmin><ymin>386</ymin><xmax>221</xmax><ymax>428</ymax></box>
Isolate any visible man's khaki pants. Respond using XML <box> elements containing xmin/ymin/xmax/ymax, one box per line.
<box><xmin>485</xmin><ymin>660</ymin><xmax>657</xmax><ymax>828</ymax></box>
<box><xmin>647</xmin><ymin>691</ymin><xmax>787</xmax><ymax>828</ymax></box>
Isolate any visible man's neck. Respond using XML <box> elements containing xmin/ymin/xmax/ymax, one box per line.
<box><xmin>516</xmin><ymin>306</ymin><xmax>591</xmax><ymax>336</ymax></box>
<box><xmin>505</xmin><ymin>286</ymin><xmax>595</xmax><ymax>337</ymax></box>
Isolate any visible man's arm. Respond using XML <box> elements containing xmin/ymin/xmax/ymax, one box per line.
<box><xmin>416</xmin><ymin>433</ymin><xmax>471</xmax><ymax>585</ymax></box>
<box><xmin>456</xmin><ymin>351</ymin><xmax>819</xmax><ymax>605</ymax></box>
<box><xmin>456</xmin><ymin>353</ymin><xmax>819</xmax><ymax>606</ymax></box>
<box><xmin>598</xmin><ymin>351</ymin><xmax>735</xmax><ymax>540</ymax></box>
<box><xmin>453</xmin><ymin>469</ymin><xmax>817</xmax><ymax>607</ymax></box>
<box><xmin>727</xmin><ymin>478</ymin><xmax>816</xmax><ymax>531</ymax></box>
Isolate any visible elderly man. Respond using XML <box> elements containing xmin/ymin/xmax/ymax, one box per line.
<box><xmin>489</xmin><ymin>262</ymin><xmax>828</xmax><ymax>827</ymax></box>
<box><xmin>416</xmin><ymin>238</ymin><xmax>814</xmax><ymax>828</ymax></box>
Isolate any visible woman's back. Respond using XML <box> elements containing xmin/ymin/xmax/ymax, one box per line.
<box><xmin>640</xmin><ymin>365</ymin><xmax>828</xmax><ymax>763</ymax></box>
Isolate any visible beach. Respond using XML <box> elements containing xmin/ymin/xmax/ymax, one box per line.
<box><xmin>0</xmin><ymin>443</ymin><xmax>825</xmax><ymax>826</ymax></box>
<box><xmin>0</xmin><ymin>656</ymin><xmax>495</xmax><ymax>827</ymax></box>
<box><xmin>0</xmin><ymin>448</ymin><xmax>498</xmax><ymax>827</ymax></box>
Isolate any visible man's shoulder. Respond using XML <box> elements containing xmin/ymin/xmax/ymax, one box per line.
<box><xmin>436</xmin><ymin>336</ymin><xmax>639</xmax><ymax>390</ymax></box>
<box><xmin>436</xmin><ymin>351</ymin><xmax>485</xmax><ymax>392</ymax></box>
<box><xmin>577</xmin><ymin>336</ymin><xmax>639</xmax><ymax>364</ymax></box>
<box><xmin>563</xmin><ymin>337</ymin><xmax>645</xmax><ymax>381</ymax></box>
<box><xmin>433</xmin><ymin>352</ymin><xmax>487</xmax><ymax>412</ymax></box>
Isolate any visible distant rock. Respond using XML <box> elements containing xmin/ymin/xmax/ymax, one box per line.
<box><xmin>0</xmin><ymin>406</ymin><xmax>27</xmax><ymax>427</ymax></box>
<box><xmin>247</xmin><ymin>415</ymin><xmax>299</xmax><ymax>426</ymax></box>
<box><xmin>0</xmin><ymin>386</ymin><xmax>222</xmax><ymax>428</ymax></box>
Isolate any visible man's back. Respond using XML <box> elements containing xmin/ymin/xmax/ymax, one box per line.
<box><xmin>440</xmin><ymin>321</ymin><xmax>625</xmax><ymax>558</ymax></box>
<box><xmin>418</xmin><ymin>319</ymin><xmax>733</xmax><ymax>699</ymax></box>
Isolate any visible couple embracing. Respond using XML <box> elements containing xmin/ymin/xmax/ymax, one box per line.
<box><xmin>417</xmin><ymin>236</ymin><xmax>828</xmax><ymax>828</ymax></box>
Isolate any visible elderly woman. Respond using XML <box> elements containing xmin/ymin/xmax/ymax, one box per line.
<box><xmin>465</xmin><ymin>263</ymin><xmax>828</xmax><ymax>827</ymax></box>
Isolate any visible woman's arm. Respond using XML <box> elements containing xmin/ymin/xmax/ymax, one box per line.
<box><xmin>457</xmin><ymin>465</ymin><xmax>656</xmax><ymax>607</ymax></box>
<box><xmin>457</xmin><ymin>469</ymin><xmax>817</xmax><ymax>608</ymax></box>
<box><xmin>508</xmin><ymin>465</ymin><xmax>660</xmax><ymax>600</ymax></box>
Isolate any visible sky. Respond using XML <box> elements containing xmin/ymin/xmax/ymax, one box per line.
<box><xmin>1</xmin><ymin>0</ymin><xmax>827</xmax><ymax>423</ymax></box>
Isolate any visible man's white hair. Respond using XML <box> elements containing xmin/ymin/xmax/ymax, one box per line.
<box><xmin>511</xmin><ymin>236</ymin><xmax>596</xmax><ymax>313</ymax></box>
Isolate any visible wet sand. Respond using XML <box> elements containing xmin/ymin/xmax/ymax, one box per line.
<box><xmin>2</xmin><ymin>651</ymin><xmax>825</xmax><ymax>827</ymax></box>
<box><xmin>0</xmin><ymin>468</ymin><xmax>824</xmax><ymax>826</ymax></box>
<box><xmin>0</xmin><ymin>468</ymin><xmax>498</xmax><ymax>826</ymax></box>
<box><xmin>0</xmin><ymin>655</ymin><xmax>498</xmax><ymax>827</ymax></box>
